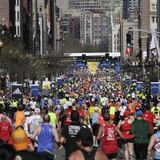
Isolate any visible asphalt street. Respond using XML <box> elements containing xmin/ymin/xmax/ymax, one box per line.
<box><xmin>55</xmin><ymin>147</ymin><xmax>65</xmax><ymax>160</ymax></box>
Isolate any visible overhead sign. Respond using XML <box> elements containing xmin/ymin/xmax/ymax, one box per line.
<box><xmin>87</xmin><ymin>62</ymin><xmax>97</xmax><ymax>74</ymax></box>
<box><xmin>42</xmin><ymin>81</ymin><xmax>51</xmax><ymax>90</ymax></box>
<box><xmin>76</xmin><ymin>61</ymin><xmax>86</xmax><ymax>69</ymax></box>
<box><xmin>98</xmin><ymin>60</ymin><xmax>110</xmax><ymax>69</ymax></box>
<box><xmin>30</xmin><ymin>84</ymin><xmax>40</xmax><ymax>97</ymax></box>
<box><xmin>114</xmin><ymin>64</ymin><xmax>121</xmax><ymax>73</ymax></box>
<box><xmin>124</xmin><ymin>78</ymin><xmax>131</xmax><ymax>86</ymax></box>
<box><xmin>136</xmin><ymin>82</ymin><xmax>143</xmax><ymax>91</ymax></box>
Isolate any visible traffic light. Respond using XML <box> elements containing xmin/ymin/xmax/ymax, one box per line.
<box><xmin>82</xmin><ymin>54</ymin><xmax>87</xmax><ymax>63</ymax></box>
<box><xmin>126</xmin><ymin>31</ymin><xmax>132</xmax><ymax>47</ymax></box>
<box><xmin>105</xmin><ymin>53</ymin><xmax>109</xmax><ymax>60</ymax></box>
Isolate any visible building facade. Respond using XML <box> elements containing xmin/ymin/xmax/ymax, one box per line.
<box><xmin>0</xmin><ymin>0</ymin><xmax>10</xmax><ymax>28</ymax></box>
<box><xmin>69</xmin><ymin>17</ymin><xmax>80</xmax><ymax>40</ymax></box>
<box><xmin>121</xmin><ymin>21</ymin><xmax>139</xmax><ymax>60</ymax></box>
<box><xmin>150</xmin><ymin>0</ymin><xmax>157</xmax><ymax>30</ymax></box>
<box><xmin>69</xmin><ymin>0</ymin><xmax>102</xmax><ymax>11</ymax></box>
<box><xmin>80</xmin><ymin>11</ymin><xmax>112</xmax><ymax>51</ymax></box>
<box><xmin>139</xmin><ymin>0</ymin><xmax>150</xmax><ymax>52</ymax></box>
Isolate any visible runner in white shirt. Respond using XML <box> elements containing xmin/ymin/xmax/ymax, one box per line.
<box><xmin>28</xmin><ymin>108</ymin><xmax>42</xmax><ymax>136</ymax></box>
<box><xmin>29</xmin><ymin>99</ymin><xmax>37</xmax><ymax>110</ymax></box>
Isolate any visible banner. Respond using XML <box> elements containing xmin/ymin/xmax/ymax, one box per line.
<box><xmin>12</xmin><ymin>84</ymin><xmax>23</xmax><ymax>101</ymax></box>
<box><xmin>87</xmin><ymin>62</ymin><xmax>97</xmax><ymax>74</ymax></box>
<box><xmin>30</xmin><ymin>84</ymin><xmax>40</xmax><ymax>97</ymax></box>
<box><xmin>57</xmin><ymin>78</ymin><xmax>62</xmax><ymax>87</ymax></box>
<box><xmin>98</xmin><ymin>60</ymin><xmax>110</xmax><ymax>69</ymax></box>
<box><xmin>151</xmin><ymin>82</ymin><xmax>160</xmax><ymax>96</ymax></box>
<box><xmin>124</xmin><ymin>78</ymin><xmax>131</xmax><ymax>86</ymax></box>
<box><xmin>114</xmin><ymin>64</ymin><xmax>121</xmax><ymax>73</ymax></box>
<box><xmin>42</xmin><ymin>81</ymin><xmax>51</xmax><ymax>90</ymax></box>
<box><xmin>76</xmin><ymin>61</ymin><xmax>86</xmax><ymax>69</ymax></box>
<box><xmin>136</xmin><ymin>82</ymin><xmax>143</xmax><ymax>91</ymax></box>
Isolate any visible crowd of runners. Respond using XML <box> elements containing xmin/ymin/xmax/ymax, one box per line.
<box><xmin>0</xmin><ymin>67</ymin><xmax>160</xmax><ymax>160</ymax></box>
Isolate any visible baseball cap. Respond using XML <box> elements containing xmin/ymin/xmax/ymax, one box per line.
<box><xmin>136</xmin><ymin>110</ymin><xmax>143</xmax><ymax>117</ymax></box>
<box><xmin>24</xmin><ymin>111</ymin><xmax>30</xmax><ymax>116</ymax></box>
<box><xmin>35</xmin><ymin>108</ymin><xmax>40</xmax><ymax>113</ymax></box>
<box><xmin>11</xmin><ymin>127</ymin><xmax>28</xmax><ymax>151</ymax></box>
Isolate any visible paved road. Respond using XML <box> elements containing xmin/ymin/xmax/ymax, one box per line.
<box><xmin>55</xmin><ymin>147</ymin><xmax>65</xmax><ymax>160</ymax></box>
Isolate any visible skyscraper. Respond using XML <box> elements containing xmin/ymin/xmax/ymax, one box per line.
<box><xmin>69</xmin><ymin>0</ymin><xmax>102</xmax><ymax>11</ymax></box>
<box><xmin>123</xmin><ymin>0</ymin><xmax>139</xmax><ymax>21</ymax></box>
<box><xmin>0</xmin><ymin>0</ymin><xmax>10</xmax><ymax>28</ymax></box>
<box><xmin>139</xmin><ymin>0</ymin><xmax>150</xmax><ymax>52</ymax></box>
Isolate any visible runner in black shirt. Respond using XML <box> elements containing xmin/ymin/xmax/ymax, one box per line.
<box><xmin>60</xmin><ymin>110</ymin><xmax>82</xmax><ymax>160</ymax></box>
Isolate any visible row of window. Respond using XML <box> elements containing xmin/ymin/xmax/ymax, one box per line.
<box><xmin>151</xmin><ymin>16</ymin><xmax>158</xmax><ymax>23</ymax></box>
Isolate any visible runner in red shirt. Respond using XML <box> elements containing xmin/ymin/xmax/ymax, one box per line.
<box><xmin>64</xmin><ymin>106</ymin><xmax>73</xmax><ymax>126</ymax></box>
<box><xmin>118</xmin><ymin>110</ymin><xmax>134</xmax><ymax>160</ymax></box>
<box><xmin>0</xmin><ymin>116</ymin><xmax>12</xmax><ymax>143</ymax></box>
<box><xmin>142</xmin><ymin>106</ymin><xmax>156</xmax><ymax>131</ymax></box>
<box><xmin>97</xmin><ymin>112</ymin><xmax>122</xmax><ymax>160</ymax></box>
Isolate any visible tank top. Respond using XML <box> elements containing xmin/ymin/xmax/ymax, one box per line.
<box><xmin>37</xmin><ymin>124</ymin><xmax>54</xmax><ymax>153</ymax></box>
<box><xmin>81</xmin><ymin>149</ymin><xmax>97</xmax><ymax>160</ymax></box>
<box><xmin>15</xmin><ymin>111</ymin><xmax>24</xmax><ymax>127</ymax></box>
<box><xmin>154</xmin><ymin>131</ymin><xmax>160</xmax><ymax>159</ymax></box>
<box><xmin>121</xmin><ymin>119</ymin><xmax>134</xmax><ymax>139</ymax></box>
<box><xmin>102</xmin><ymin>124</ymin><xmax>118</xmax><ymax>154</ymax></box>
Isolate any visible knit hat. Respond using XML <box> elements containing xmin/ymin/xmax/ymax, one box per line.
<box><xmin>11</xmin><ymin>127</ymin><xmax>28</xmax><ymax>151</ymax></box>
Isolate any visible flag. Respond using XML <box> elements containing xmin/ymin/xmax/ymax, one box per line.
<box><xmin>125</xmin><ymin>47</ymin><xmax>132</xmax><ymax>56</ymax></box>
<box><xmin>12</xmin><ymin>84</ymin><xmax>23</xmax><ymax>101</ymax></box>
<box><xmin>149</xmin><ymin>31</ymin><xmax>157</xmax><ymax>56</ymax></box>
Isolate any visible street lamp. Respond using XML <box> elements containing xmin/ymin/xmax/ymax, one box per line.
<box><xmin>0</xmin><ymin>39</ymin><xmax>4</xmax><ymax>56</ymax></box>
<box><xmin>0</xmin><ymin>39</ymin><xmax>4</xmax><ymax>54</ymax></box>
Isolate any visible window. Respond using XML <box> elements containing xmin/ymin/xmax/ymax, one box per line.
<box><xmin>39</xmin><ymin>6</ymin><xmax>42</xmax><ymax>12</ymax></box>
<box><xmin>152</xmin><ymin>3</ymin><xmax>156</xmax><ymax>10</ymax></box>
<box><xmin>17</xmin><ymin>26</ymin><xmax>20</xmax><ymax>36</ymax></box>
<box><xmin>16</xmin><ymin>0</ymin><xmax>20</xmax><ymax>5</ymax></box>
<box><xmin>152</xmin><ymin>16</ymin><xmax>155</xmax><ymax>23</ymax></box>
<box><xmin>17</xmin><ymin>11</ymin><xmax>20</xmax><ymax>21</ymax></box>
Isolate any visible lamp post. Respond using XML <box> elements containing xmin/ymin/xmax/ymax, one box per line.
<box><xmin>0</xmin><ymin>39</ymin><xmax>4</xmax><ymax>90</ymax></box>
<box><xmin>0</xmin><ymin>39</ymin><xmax>4</xmax><ymax>56</ymax></box>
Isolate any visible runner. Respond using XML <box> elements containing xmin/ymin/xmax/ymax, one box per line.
<box><xmin>148</xmin><ymin>124</ymin><xmax>160</xmax><ymax>160</ymax></box>
<box><xmin>131</xmin><ymin>110</ymin><xmax>153</xmax><ymax>160</ymax></box>
<box><xmin>97</xmin><ymin>111</ymin><xmax>123</xmax><ymax>160</ymax></box>
<box><xmin>60</xmin><ymin>110</ymin><xmax>83</xmax><ymax>160</ymax></box>
<box><xmin>69</xmin><ymin>127</ymin><xmax>108</xmax><ymax>160</ymax></box>
<box><xmin>32</xmin><ymin>114</ymin><xmax>59</xmax><ymax>160</ymax></box>
<box><xmin>118</xmin><ymin>110</ymin><xmax>134</xmax><ymax>160</ymax></box>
